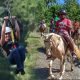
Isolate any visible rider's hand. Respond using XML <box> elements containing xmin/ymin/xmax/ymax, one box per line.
<box><xmin>12</xmin><ymin>16</ymin><xmax>16</xmax><ymax>20</ymax></box>
<box><xmin>12</xmin><ymin>16</ymin><xmax>16</xmax><ymax>19</ymax></box>
<box><xmin>12</xmin><ymin>16</ymin><xmax>17</xmax><ymax>23</ymax></box>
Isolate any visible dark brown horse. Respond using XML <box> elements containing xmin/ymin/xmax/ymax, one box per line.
<box><xmin>72</xmin><ymin>21</ymin><xmax>80</xmax><ymax>47</ymax></box>
<box><xmin>39</xmin><ymin>20</ymin><xmax>47</xmax><ymax>36</ymax></box>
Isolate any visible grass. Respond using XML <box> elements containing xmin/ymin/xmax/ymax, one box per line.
<box><xmin>0</xmin><ymin>32</ymin><xmax>41</xmax><ymax>80</ymax></box>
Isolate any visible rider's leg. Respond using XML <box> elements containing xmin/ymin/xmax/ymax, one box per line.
<box><xmin>61</xmin><ymin>33</ymin><xmax>77</xmax><ymax>61</ymax></box>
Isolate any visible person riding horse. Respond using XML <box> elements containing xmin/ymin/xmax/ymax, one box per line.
<box><xmin>55</xmin><ymin>9</ymin><xmax>78</xmax><ymax>61</ymax></box>
<box><xmin>39</xmin><ymin>20</ymin><xmax>46</xmax><ymax>36</ymax></box>
<box><xmin>45</xmin><ymin>9</ymin><xmax>80</xmax><ymax>62</ymax></box>
<box><xmin>72</xmin><ymin>19</ymin><xmax>80</xmax><ymax>42</ymax></box>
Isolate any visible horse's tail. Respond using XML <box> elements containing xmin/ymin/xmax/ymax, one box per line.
<box><xmin>74</xmin><ymin>45</ymin><xmax>80</xmax><ymax>59</ymax></box>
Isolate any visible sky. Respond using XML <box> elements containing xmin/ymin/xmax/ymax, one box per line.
<box><xmin>57</xmin><ymin>0</ymin><xmax>64</xmax><ymax>4</ymax></box>
<box><xmin>57</xmin><ymin>0</ymin><xmax>80</xmax><ymax>4</ymax></box>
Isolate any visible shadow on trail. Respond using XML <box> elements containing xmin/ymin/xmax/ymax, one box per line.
<box><xmin>37</xmin><ymin>47</ymin><xmax>46</xmax><ymax>54</ymax></box>
<box><xmin>74</xmin><ymin>59</ymin><xmax>80</xmax><ymax>68</ymax></box>
<box><xmin>34</xmin><ymin>68</ymin><xmax>65</xmax><ymax>80</ymax></box>
<box><xmin>34</xmin><ymin>68</ymin><xmax>49</xmax><ymax>80</ymax></box>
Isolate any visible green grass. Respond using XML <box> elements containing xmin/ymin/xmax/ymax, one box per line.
<box><xmin>0</xmin><ymin>32</ymin><xmax>41</xmax><ymax>80</ymax></box>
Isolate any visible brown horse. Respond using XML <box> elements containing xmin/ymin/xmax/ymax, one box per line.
<box><xmin>72</xmin><ymin>28</ymin><xmax>80</xmax><ymax>47</ymax></box>
<box><xmin>42</xmin><ymin>33</ymin><xmax>80</xmax><ymax>80</ymax></box>
<box><xmin>39</xmin><ymin>20</ymin><xmax>47</xmax><ymax>36</ymax></box>
<box><xmin>72</xmin><ymin>21</ymin><xmax>80</xmax><ymax>47</ymax></box>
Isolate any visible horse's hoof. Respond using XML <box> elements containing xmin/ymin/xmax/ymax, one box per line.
<box><xmin>48</xmin><ymin>75</ymin><xmax>55</xmax><ymax>80</ymax></box>
<box><xmin>47</xmin><ymin>76</ymin><xmax>52</xmax><ymax>80</ymax></box>
<box><xmin>59</xmin><ymin>77</ymin><xmax>63</xmax><ymax>80</ymax></box>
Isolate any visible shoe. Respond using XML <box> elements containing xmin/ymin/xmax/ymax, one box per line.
<box><xmin>14</xmin><ymin>69</ymin><xmax>20</xmax><ymax>74</ymax></box>
<box><xmin>72</xmin><ymin>55</ymin><xmax>77</xmax><ymax>63</ymax></box>
<box><xmin>20</xmin><ymin>69</ymin><xmax>25</xmax><ymax>75</ymax></box>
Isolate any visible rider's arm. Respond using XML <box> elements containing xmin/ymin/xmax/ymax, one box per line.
<box><xmin>14</xmin><ymin>20</ymin><xmax>20</xmax><ymax>40</ymax></box>
<box><xmin>67</xmin><ymin>19</ymin><xmax>72</xmax><ymax>29</ymax></box>
<box><xmin>67</xmin><ymin>19</ymin><xmax>73</xmax><ymax>35</ymax></box>
<box><xmin>0</xmin><ymin>20</ymin><xmax>7</xmax><ymax>46</ymax></box>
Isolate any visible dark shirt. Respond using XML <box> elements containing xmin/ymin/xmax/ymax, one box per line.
<box><xmin>2</xmin><ymin>41</ymin><xmax>19</xmax><ymax>56</ymax></box>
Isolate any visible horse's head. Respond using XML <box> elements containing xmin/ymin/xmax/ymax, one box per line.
<box><xmin>43</xmin><ymin>34</ymin><xmax>53</xmax><ymax>55</ymax></box>
<box><xmin>43</xmin><ymin>33</ymin><xmax>61</xmax><ymax>55</ymax></box>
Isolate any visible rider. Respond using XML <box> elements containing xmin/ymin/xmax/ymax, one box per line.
<box><xmin>0</xmin><ymin>16</ymin><xmax>26</xmax><ymax>75</ymax></box>
<box><xmin>49</xmin><ymin>15</ymin><xmax>60</xmax><ymax>33</ymax></box>
<box><xmin>49</xmin><ymin>19</ymin><xmax>55</xmax><ymax>32</ymax></box>
<box><xmin>72</xmin><ymin>19</ymin><xmax>80</xmax><ymax>37</ymax></box>
<box><xmin>56</xmin><ymin>9</ymin><xmax>77</xmax><ymax>60</ymax></box>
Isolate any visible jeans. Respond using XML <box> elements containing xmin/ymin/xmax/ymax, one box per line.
<box><xmin>8</xmin><ymin>45</ymin><xmax>26</xmax><ymax>71</ymax></box>
<box><xmin>59</xmin><ymin>30</ymin><xmax>75</xmax><ymax>52</ymax></box>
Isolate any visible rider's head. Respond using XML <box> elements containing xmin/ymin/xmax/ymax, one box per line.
<box><xmin>58</xmin><ymin>9</ymin><xmax>67</xmax><ymax>19</ymax></box>
<box><xmin>5</xmin><ymin>27</ymin><xmax>11</xmax><ymax>41</ymax></box>
<box><xmin>50</xmin><ymin>19</ymin><xmax>54</xmax><ymax>24</ymax></box>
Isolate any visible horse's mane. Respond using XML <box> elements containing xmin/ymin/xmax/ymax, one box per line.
<box><xmin>45</xmin><ymin>33</ymin><xmax>61</xmax><ymax>41</ymax></box>
<box><xmin>45</xmin><ymin>33</ymin><xmax>62</xmax><ymax>48</ymax></box>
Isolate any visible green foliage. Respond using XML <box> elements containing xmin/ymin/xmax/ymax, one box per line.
<box><xmin>64</xmin><ymin>0</ymin><xmax>80</xmax><ymax>20</ymax></box>
<box><xmin>44</xmin><ymin>5</ymin><xmax>62</xmax><ymax>25</ymax></box>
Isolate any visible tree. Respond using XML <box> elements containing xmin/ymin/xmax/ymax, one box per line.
<box><xmin>64</xmin><ymin>0</ymin><xmax>80</xmax><ymax>20</ymax></box>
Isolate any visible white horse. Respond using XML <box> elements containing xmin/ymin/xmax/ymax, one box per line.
<box><xmin>42</xmin><ymin>33</ymin><xmax>74</xmax><ymax>80</ymax></box>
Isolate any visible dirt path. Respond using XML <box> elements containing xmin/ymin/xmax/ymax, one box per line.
<box><xmin>34</xmin><ymin>34</ymin><xmax>80</xmax><ymax>80</ymax></box>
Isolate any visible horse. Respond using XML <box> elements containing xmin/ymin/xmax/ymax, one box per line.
<box><xmin>42</xmin><ymin>33</ymin><xmax>80</xmax><ymax>80</ymax></box>
<box><xmin>72</xmin><ymin>21</ymin><xmax>80</xmax><ymax>47</ymax></box>
<box><xmin>39</xmin><ymin>20</ymin><xmax>47</xmax><ymax>36</ymax></box>
<box><xmin>72</xmin><ymin>28</ymin><xmax>80</xmax><ymax>47</ymax></box>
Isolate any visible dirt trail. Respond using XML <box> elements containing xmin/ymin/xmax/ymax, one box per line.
<box><xmin>34</xmin><ymin>33</ymin><xmax>80</xmax><ymax>80</ymax></box>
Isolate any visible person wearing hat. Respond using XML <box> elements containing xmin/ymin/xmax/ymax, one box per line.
<box><xmin>56</xmin><ymin>9</ymin><xmax>77</xmax><ymax>61</ymax></box>
<box><xmin>0</xmin><ymin>16</ymin><xmax>26</xmax><ymax>75</ymax></box>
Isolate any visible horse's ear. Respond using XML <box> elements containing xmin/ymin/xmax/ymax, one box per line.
<box><xmin>42</xmin><ymin>33</ymin><xmax>53</xmax><ymax>40</ymax></box>
<box><xmin>48</xmin><ymin>35</ymin><xmax>53</xmax><ymax>40</ymax></box>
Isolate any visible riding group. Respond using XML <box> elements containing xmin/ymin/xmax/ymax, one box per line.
<box><xmin>39</xmin><ymin>9</ymin><xmax>80</xmax><ymax>80</ymax></box>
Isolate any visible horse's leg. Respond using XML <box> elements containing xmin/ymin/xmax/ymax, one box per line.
<box><xmin>70</xmin><ymin>54</ymin><xmax>73</xmax><ymax>71</ymax></box>
<box><xmin>48</xmin><ymin>59</ymin><xmax>55</xmax><ymax>80</ymax></box>
<box><xmin>41</xmin><ymin>32</ymin><xmax>42</xmax><ymax>36</ymax></box>
<box><xmin>67</xmin><ymin>52</ymin><xmax>73</xmax><ymax>71</ymax></box>
<box><xmin>79</xmin><ymin>34</ymin><xmax>80</xmax><ymax>48</ymax></box>
<box><xmin>59</xmin><ymin>56</ymin><xmax>65</xmax><ymax>80</ymax></box>
<box><xmin>77</xmin><ymin>34</ymin><xmax>80</xmax><ymax>48</ymax></box>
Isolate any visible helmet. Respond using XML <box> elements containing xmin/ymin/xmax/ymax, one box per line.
<box><xmin>59</xmin><ymin>9</ymin><xmax>67</xmax><ymax>15</ymax></box>
<box><xmin>5</xmin><ymin>27</ymin><xmax>11</xmax><ymax>33</ymax></box>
